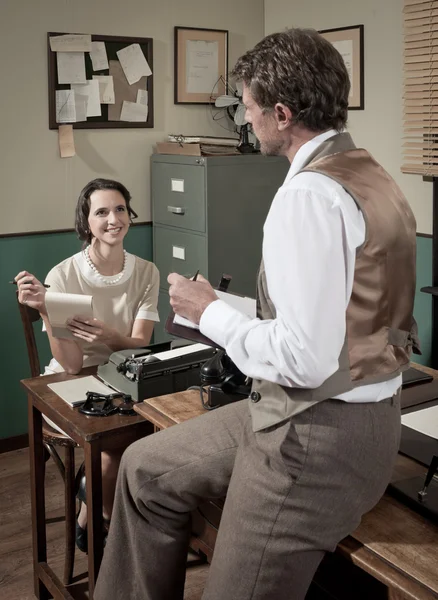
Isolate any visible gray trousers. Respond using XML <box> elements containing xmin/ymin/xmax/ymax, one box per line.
<box><xmin>94</xmin><ymin>393</ymin><xmax>401</xmax><ymax>600</ymax></box>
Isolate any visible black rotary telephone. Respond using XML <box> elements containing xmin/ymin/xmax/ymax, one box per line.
<box><xmin>199</xmin><ymin>350</ymin><xmax>251</xmax><ymax>408</ymax></box>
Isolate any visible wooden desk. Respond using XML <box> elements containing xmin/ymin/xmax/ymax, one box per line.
<box><xmin>134</xmin><ymin>378</ymin><xmax>438</xmax><ymax>600</ymax></box>
<box><xmin>22</xmin><ymin>368</ymin><xmax>153</xmax><ymax>600</ymax></box>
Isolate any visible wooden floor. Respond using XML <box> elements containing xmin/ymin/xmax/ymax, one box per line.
<box><xmin>0</xmin><ymin>447</ymin><xmax>209</xmax><ymax>600</ymax></box>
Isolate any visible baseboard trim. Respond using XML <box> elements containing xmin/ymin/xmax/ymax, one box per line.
<box><xmin>0</xmin><ymin>433</ymin><xmax>29</xmax><ymax>454</ymax></box>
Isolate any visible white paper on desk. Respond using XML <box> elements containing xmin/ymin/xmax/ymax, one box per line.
<box><xmin>48</xmin><ymin>376</ymin><xmax>116</xmax><ymax>407</ymax></box>
<box><xmin>402</xmin><ymin>405</ymin><xmax>438</xmax><ymax>440</ymax></box>
<box><xmin>117</xmin><ymin>43</ymin><xmax>152</xmax><ymax>85</ymax></box>
<box><xmin>90</xmin><ymin>41</ymin><xmax>109</xmax><ymax>71</ymax></box>
<box><xmin>45</xmin><ymin>292</ymin><xmax>93</xmax><ymax>339</ymax></box>
<box><xmin>56</xmin><ymin>89</ymin><xmax>76</xmax><ymax>123</ymax></box>
<box><xmin>50</xmin><ymin>34</ymin><xmax>92</xmax><ymax>53</ymax></box>
<box><xmin>71</xmin><ymin>80</ymin><xmax>101</xmax><ymax>117</ymax></box>
<box><xmin>174</xmin><ymin>291</ymin><xmax>256</xmax><ymax>330</ymax></box>
<box><xmin>93</xmin><ymin>75</ymin><xmax>115</xmax><ymax>104</ymax></box>
<box><xmin>57</xmin><ymin>52</ymin><xmax>86</xmax><ymax>84</ymax></box>
<box><xmin>120</xmin><ymin>100</ymin><xmax>148</xmax><ymax>122</ymax></box>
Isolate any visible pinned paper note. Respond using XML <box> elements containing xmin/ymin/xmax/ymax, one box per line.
<box><xmin>50</xmin><ymin>34</ymin><xmax>92</xmax><ymax>53</ymax></box>
<box><xmin>93</xmin><ymin>75</ymin><xmax>115</xmax><ymax>104</ymax></box>
<box><xmin>58</xmin><ymin>125</ymin><xmax>75</xmax><ymax>158</ymax></box>
<box><xmin>74</xmin><ymin>93</ymin><xmax>88</xmax><ymax>122</ymax></box>
<box><xmin>90</xmin><ymin>41</ymin><xmax>109</xmax><ymax>71</ymax></box>
<box><xmin>56</xmin><ymin>90</ymin><xmax>76</xmax><ymax>123</ymax></box>
<box><xmin>136</xmin><ymin>89</ymin><xmax>148</xmax><ymax>106</ymax></box>
<box><xmin>57</xmin><ymin>52</ymin><xmax>86</xmax><ymax>84</ymax></box>
<box><xmin>108</xmin><ymin>60</ymin><xmax>147</xmax><ymax>121</ymax></box>
<box><xmin>117</xmin><ymin>44</ymin><xmax>152</xmax><ymax>85</ymax></box>
<box><xmin>120</xmin><ymin>101</ymin><xmax>148</xmax><ymax>122</ymax></box>
<box><xmin>71</xmin><ymin>80</ymin><xmax>101</xmax><ymax>117</ymax></box>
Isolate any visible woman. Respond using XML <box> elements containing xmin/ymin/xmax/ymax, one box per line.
<box><xmin>15</xmin><ymin>178</ymin><xmax>160</xmax><ymax>551</ymax></box>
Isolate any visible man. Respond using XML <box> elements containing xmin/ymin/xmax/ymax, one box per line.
<box><xmin>95</xmin><ymin>28</ymin><xmax>418</xmax><ymax>600</ymax></box>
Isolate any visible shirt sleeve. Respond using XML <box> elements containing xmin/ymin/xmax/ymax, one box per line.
<box><xmin>135</xmin><ymin>262</ymin><xmax>160</xmax><ymax>322</ymax></box>
<box><xmin>200</xmin><ymin>185</ymin><xmax>355</xmax><ymax>389</ymax></box>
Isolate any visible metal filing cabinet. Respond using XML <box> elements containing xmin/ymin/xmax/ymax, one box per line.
<box><xmin>151</xmin><ymin>153</ymin><xmax>289</xmax><ymax>342</ymax></box>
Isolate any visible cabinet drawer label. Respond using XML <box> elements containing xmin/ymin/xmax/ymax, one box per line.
<box><xmin>172</xmin><ymin>245</ymin><xmax>185</xmax><ymax>260</ymax></box>
<box><xmin>171</xmin><ymin>178</ymin><xmax>185</xmax><ymax>193</ymax></box>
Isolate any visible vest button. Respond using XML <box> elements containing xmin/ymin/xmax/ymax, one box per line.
<box><xmin>250</xmin><ymin>391</ymin><xmax>261</xmax><ymax>403</ymax></box>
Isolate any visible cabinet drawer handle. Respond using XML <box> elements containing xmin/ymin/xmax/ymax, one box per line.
<box><xmin>167</xmin><ymin>206</ymin><xmax>186</xmax><ymax>215</ymax></box>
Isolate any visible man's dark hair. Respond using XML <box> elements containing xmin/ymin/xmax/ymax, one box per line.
<box><xmin>231</xmin><ymin>28</ymin><xmax>350</xmax><ymax>132</ymax></box>
<box><xmin>75</xmin><ymin>178</ymin><xmax>138</xmax><ymax>245</ymax></box>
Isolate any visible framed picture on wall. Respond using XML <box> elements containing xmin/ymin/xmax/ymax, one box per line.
<box><xmin>319</xmin><ymin>25</ymin><xmax>364</xmax><ymax>110</ymax></box>
<box><xmin>174</xmin><ymin>26</ymin><xmax>228</xmax><ymax>104</ymax></box>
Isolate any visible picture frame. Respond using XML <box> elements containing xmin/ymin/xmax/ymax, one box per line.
<box><xmin>319</xmin><ymin>25</ymin><xmax>364</xmax><ymax>110</ymax></box>
<box><xmin>48</xmin><ymin>32</ymin><xmax>154</xmax><ymax>129</ymax></box>
<box><xmin>174</xmin><ymin>26</ymin><xmax>228</xmax><ymax>104</ymax></box>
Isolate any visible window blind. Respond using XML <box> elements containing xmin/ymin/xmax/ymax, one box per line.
<box><xmin>402</xmin><ymin>0</ymin><xmax>438</xmax><ymax>175</ymax></box>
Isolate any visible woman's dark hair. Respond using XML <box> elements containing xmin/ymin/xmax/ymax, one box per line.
<box><xmin>231</xmin><ymin>28</ymin><xmax>350</xmax><ymax>132</ymax></box>
<box><xmin>75</xmin><ymin>178</ymin><xmax>138</xmax><ymax>245</ymax></box>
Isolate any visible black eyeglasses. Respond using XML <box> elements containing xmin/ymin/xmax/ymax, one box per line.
<box><xmin>78</xmin><ymin>391</ymin><xmax>135</xmax><ymax>417</ymax></box>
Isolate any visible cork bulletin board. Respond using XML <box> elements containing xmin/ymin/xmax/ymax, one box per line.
<box><xmin>47</xmin><ymin>32</ymin><xmax>154</xmax><ymax>129</ymax></box>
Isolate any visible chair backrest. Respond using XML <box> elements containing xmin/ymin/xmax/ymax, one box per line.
<box><xmin>16</xmin><ymin>292</ymin><xmax>41</xmax><ymax>378</ymax></box>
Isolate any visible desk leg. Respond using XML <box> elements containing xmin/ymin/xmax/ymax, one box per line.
<box><xmin>28</xmin><ymin>398</ymin><xmax>50</xmax><ymax>600</ymax></box>
<box><xmin>85</xmin><ymin>440</ymin><xmax>103</xmax><ymax>599</ymax></box>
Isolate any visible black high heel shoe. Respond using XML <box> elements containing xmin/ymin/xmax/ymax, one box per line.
<box><xmin>75</xmin><ymin>474</ymin><xmax>109</xmax><ymax>552</ymax></box>
<box><xmin>76</xmin><ymin>473</ymin><xmax>88</xmax><ymax>553</ymax></box>
<box><xmin>75</xmin><ymin>520</ymin><xmax>88</xmax><ymax>553</ymax></box>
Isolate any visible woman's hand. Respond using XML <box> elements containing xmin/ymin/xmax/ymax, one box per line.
<box><xmin>67</xmin><ymin>316</ymin><xmax>120</xmax><ymax>346</ymax></box>
<box><xmin>14</xmin><ymin>271</ymin><xmax>47</xmax><ymax>314</ymax></box>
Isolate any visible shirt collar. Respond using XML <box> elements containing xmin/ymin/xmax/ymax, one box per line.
<box><xmin>284</xmin><ymin>129</ymin><xmax>339</xmax><ymax>183</ymax></box>
<box><xmin>73</xmin><ymin>250</ymin><xmax>135</xmax><ymax>288</ymax></box>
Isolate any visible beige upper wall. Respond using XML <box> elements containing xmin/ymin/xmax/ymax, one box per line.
<box><xmin>264</xmin><ymin>0</ymin><xmax>433</xmax><ymax>234</ymax></box>
<box><xmin>0</xmin><ymin>0</ymin><xmax>264</xmax><ymax>234</ymax></box>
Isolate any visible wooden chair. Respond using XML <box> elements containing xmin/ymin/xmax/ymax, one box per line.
<box><xmin>17</xmin><ymin>293</ymin><xmax>81</xmax><ymax>585</ymax></box>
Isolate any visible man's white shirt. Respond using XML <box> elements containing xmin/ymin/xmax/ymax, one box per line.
<box><xmin>200</xmin><ymin>129</ymin><xmax>401</xmax><ymax>402</ymax></box>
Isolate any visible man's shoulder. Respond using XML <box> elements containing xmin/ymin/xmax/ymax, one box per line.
<box><xmin>282</xmin><ymin>170</ymin><xmax>342</xmax><ymax>200</ymax></box>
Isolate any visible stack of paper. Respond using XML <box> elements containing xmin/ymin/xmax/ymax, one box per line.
<box><xmin>48</xmin><ymin>375</ymin><xmax>117</xmax><ymax>407</ymax></box>
<box><xmin>402</xmin><ymin>405</ymin><xmax>438</xmax><ymax>440</ymax></box>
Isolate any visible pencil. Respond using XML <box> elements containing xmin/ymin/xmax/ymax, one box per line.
<box><xmin>9</xmin><ymin>280</ymin><xmax>50</xmax><ymax>289</ymax></box>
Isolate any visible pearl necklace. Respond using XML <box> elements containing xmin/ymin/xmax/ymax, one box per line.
<box><xmin>84</xmin><ymin>246</ymin><xmax>127</xmax><ymax>285</ymax></box>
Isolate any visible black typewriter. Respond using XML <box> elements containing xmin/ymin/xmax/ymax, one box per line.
<box><xmin>97</xmin><ymin>341</ymin><xmax>216</xmax><ymax>402</ymax></box>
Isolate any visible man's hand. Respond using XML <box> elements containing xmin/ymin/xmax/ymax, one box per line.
<box><xmin>168</xmin><ymin>273</ymin><xmax>218</xmax><ymax>324</ymax></box>
<box><xmin>67</xmin><ymin>317</ymin><xmax>120</xmax><ymax>346</ymax></box>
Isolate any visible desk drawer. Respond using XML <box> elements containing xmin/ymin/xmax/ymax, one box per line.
<box><xmin>152</xmin><ymin>163</ymin><xmax>206</xmax><ymax>232</ymax></box>
<box><xmin>154</xmin><ymin>226</ymin><xmax>207</xmax><ymax>289</ymax></box>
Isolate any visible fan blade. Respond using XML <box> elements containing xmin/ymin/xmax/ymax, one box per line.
<box><xmin>234</xmin><ymin>104</ymin><xmax>247</xmax><ymax>126</ymax></box>
<box><xmin>236</xmin><ymin>81</ymin><xmax>243</xmax><ymax>97</ymax></box>
<box><xmin>215</xmin><ymin>95</ymin><xmax>239</xmax><ymax>108</ymax></box>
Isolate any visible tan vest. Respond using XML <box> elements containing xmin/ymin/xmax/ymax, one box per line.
<box><xmin>249</xmin><ymin>132</ymin><xmax>419</xmax><ymax>432</ymax></box>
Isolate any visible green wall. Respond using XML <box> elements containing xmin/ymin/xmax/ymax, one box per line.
<box><xmin>0</xmin><ymin>224</ymin><xmax>152</xmax><ymax>440</ymax></box>
<box><xmin>0</xmin><ymin>229</ymin><xmax>433</xmax><ymax>439</ymax></box>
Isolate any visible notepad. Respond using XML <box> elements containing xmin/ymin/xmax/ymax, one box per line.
<box><xmin>45</xmin><ymin>292</ymin><xmax>93</xmax><ymax>339</ymax></box>
<box><xmin>173</xmin><ymin>290</ymin><xmax>256</xmax><ymax>331</ymax></box>
<box><xmin>48</xmin><ymin>375</ymin><xmax>117</xmax><ymax>407</ymax></box>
